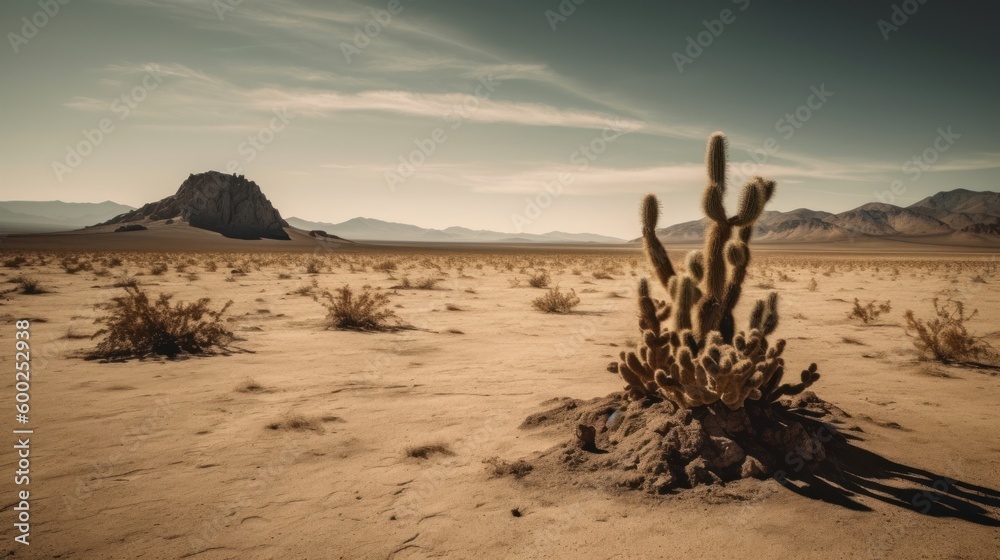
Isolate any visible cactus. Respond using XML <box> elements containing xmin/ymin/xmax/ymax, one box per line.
<box><xmin>616</xmin><ymin>132</ymin><xmax>818</xmax><ymax>410</ymax></box>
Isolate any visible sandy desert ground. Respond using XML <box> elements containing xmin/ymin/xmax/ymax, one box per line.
<box><xmin>0</xmin><ymin>245</ymin><xmax>998</xmax><ymax>559</ymax></box>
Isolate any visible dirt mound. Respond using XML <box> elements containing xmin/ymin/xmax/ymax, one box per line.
<box><xmin>519</xmin><ymin>391</ymin><xmax>851</xmax><ymax>494</ymax></box>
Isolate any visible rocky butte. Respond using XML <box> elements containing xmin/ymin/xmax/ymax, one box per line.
<box><xmin>97</xmin><ymin>171</ymin><xmax>290</xmax><ymax>240</ymax></box>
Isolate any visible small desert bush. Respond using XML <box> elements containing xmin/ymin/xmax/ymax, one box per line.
<box><xmin>904</xmin><ymin>298</ymin><xmax>996</xmax><ymax>366</ymax></box>
<box><xmin>11</xmin><ymin>276</ymin><xmax>46</xmax><ymax>295</ymax></box>
<box><xmin>373</xmin><ymin>259</ymin><xmax>398</xmax><ymax>273</ymax></box>
<box><xmin>484</xmin><ymin>457</ymin><xmax>533</xmax><ymax>479</ymax></box>
<box><xmin>149</xmin><ymin>263</ymin><xmax>169</xmax><ymax>276</ymax></box>
<box><xmin>88</xmin><ymin>286</ymin><xmax>234</xmax><ymax>360</ymax></box>
<box><xmin>807</xmin><ymin>277</ymin><xmax>818</xmax><ymax>292</ymax></box>
<box><xmin>236</xmin><ymin>378</ymin><xmax>266</xmax><ymax>393</ymax></box>
<box><xmin>3</xmin><ymin>256</ymin><xmax>28</xmax><ymax>269</ymax></box>
<box><xmin>592</xmin><ymin>271</ymin><xmax>613</xmax><ymax>280</ymax></box>
<box><xmin>532</xmin><ymin>287</ymin><xmax>580</xmax><ymax>313</ymax></box>
<box><xmin>61</xmin><ymin>257</ymin><xmax>90</xmax><ymax>274</ymax></box>
<box><xmin>528</xmin><ymin>271</ymin><xmax>550</xmax><ymax>288</ymax></box>
<box><xmin>849</xmin><ymin>299</ymin><xmax>892</xmax><ymax>324</ymax></box>
<box><xmin>405</xmin><ymin>443</ymin><xmax>454</xmax><ymax>459</ymax></box>
<box><xmin>394</xmin><ymin>276</ymin><xmax>441</xmax><ymax>290</ymax></box>
<box><xmin>319</xmin><ymin>284</ymin><xmax>399</xmax><ymax>331</ymax></box>
<box><xmin>305</xmin><ymin>259</ymin><xmax>323</xmax><ymax>274</ymax></box>
<box><xmin>291</xmin><ymin>279</ymin><xmax>318</xmax><ymax>296</ymax></box>
<box><xmin>113</xmin><ymin>273</ymin><xmax>139</xmax><ymax>288</ymax></box>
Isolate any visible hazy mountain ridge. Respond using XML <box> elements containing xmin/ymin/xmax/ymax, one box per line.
<box><xmin>647</xmin><ymin>188</ymin><xmax>1000</xmax><ymax>242</ymax></box>
<box><xmin>3</xmin><ymin>187</ymin><xmax>997</xmax><ymax>244</ymax></box>
<box><xmin>285</xmin><ymin>216</ymin><xmax>625</xmax><ymax>244</ymax></box>
<box><xmin>0</xmin><ymin>201</ymin><xmax>134</xmax><ymax>233</ymax></box>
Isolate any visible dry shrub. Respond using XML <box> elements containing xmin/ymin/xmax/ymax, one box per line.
<box><xmin>484</xmin><ymin>457</ymin><xmax>533</xmax><ymax>479</ymax></box>
<box><xmin>528</xmin><ymin>271</ymin><xmax>550</xmax><ymax>288</ymax></box>
<box><xmin>266</xmin><ymin>415</ymin><xmax>321</xmax><ymax>431</ymax></box>
<box><xmin>905</xmin><ymin>298</ymin><xmax>996</xmax><ymax>366</ymax></box>
<box><xmin>149</xmin><ymin>262</ymin><xmax>169</xmax><ymax>276</ymax></box>
<box><xmin>61</xmin><ymin>257</ymin><xmax>90</xmax><ymax>274</ymax></box>
<box><xmin>236</xmin><ymin>378</ymin><xmax>266</xmax><ymax>393</ymax></box>
<box><xmin>88</xmin><ymin>286</ymin><xmax>234</xmax><ymax>360</ymax></box>
<box><xmin>373</xmin><ymin>259</ymin><xmax>398</xmax><ymax>273</ymax></box>
<box><xmin>807</xmin><ymin>278</ymin><xmax>818</xmax><ymax>292</ymax></box>
<box><xmin>113</xmin><ymin>273</ymin><xmax>139</xmax><ymax>288</ymax></box>
<box><xmin>320</xmin><ymin>284</ymin><xmax>399</xmax><ymax>331</ymax></box>
<box><xmin>10</xmin><ymin>276</ymin><xmax>46</xmax><ymax>295</ymax></box>
<box><xmin>3</xmin><ymin>256</ymin><xmax>28</xmax><ymax>269</ymax></box>
<box><xmin>394</xmin><ymin>276</ymin><xmax>441</xmax><ymax>290</ymax></box>
<box><xmin>532</xmin><ymin>287</ymin><xmax>580</xmax><ymax>313</ymax></box>
<box><xmin>305</xmin><ymin>259</ymin><xmax>323</xmax><ymax>274</ymax></box>
<box><xmin>849</xmin><ymin>299</ymin><xmax>891</xmax><ymax>324</ymax></box>
<box><xmin>405</xmin><ymin>443</ymin><xmax>454</xmax><ymax>459</ymax></box>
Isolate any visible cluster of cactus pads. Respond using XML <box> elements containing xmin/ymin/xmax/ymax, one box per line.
<box><xmin>614</xmin><ymin>132</ymin><xmax>819</xmax><ymax>410</ymax></box>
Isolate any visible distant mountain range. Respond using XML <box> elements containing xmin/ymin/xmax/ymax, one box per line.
<box><xmin>2</xmin><ymin>187</ymin><xmax>998</xmax><ymax>244</ymax></box>
<box><xmin>643</xmin><ymin>188</ymin><xmax>1000</xmax><ymax>243</ymax></box>
<box><xmin>0</xmin><ymin>201</ymin><xmax>134</xmax><ymax>233</ymax></box>
<box><xmin>285</xmin><ymin>216</ymin><xmax>625</xmax><ymax>244</ymax></box>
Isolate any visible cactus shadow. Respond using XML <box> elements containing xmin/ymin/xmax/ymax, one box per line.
<box><xmin>778</xmin><ymin>415</ymin><xmax>1000</xmax><ymax>526</ymax></box>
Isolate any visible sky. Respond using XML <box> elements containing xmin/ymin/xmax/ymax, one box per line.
<box><xmin>2</xmin><ymin>0</ymin><xmax>999</xmax><ymax>239</ymax></box>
